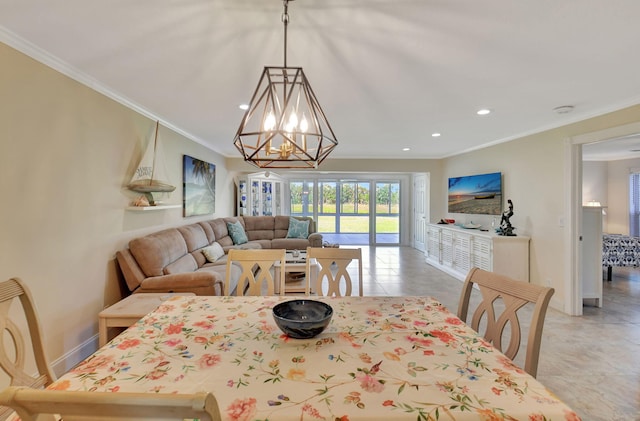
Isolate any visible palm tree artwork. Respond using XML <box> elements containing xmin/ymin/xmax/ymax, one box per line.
<box><xmin>183</xmin><ymin>155</ymin><xmax>216</xmax><ymax>217</ymax></box>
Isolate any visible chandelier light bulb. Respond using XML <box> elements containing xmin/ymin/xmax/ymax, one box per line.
<box><xmin>288</xmin><ymin>112</ymin><xmax>299</xmax><ymax>129</ymax></box>
<box><xmin>264</xmin><ymin>112</ymin><xmax>276</xmax><ymax>131</ymax></box>
<box><xmin>300</xmin><ymin>114</ymin><xmax>308</xmax><ymax>132</ymax></box>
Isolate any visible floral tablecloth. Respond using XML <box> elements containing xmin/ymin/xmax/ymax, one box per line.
<box><xmin>50</xmin><ymin>295</ymin><xmax>580</xmax><ymax>420</ymax></box>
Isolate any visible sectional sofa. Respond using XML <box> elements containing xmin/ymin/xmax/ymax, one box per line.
<box><xmin>116</xmin><ymin>216</ymin><xmax>322</xmax><ymax>296</ymax></box>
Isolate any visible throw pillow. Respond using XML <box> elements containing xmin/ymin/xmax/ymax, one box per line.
<box><xmin>202</xmin><ymin>242</ymin><xmax>225</xmax><ymax>263</ymax></box>
<box><xmin>227</xmin><ymin>220</ymin><xmax>248</xmax><ymax>245</ymax></box>
<box><xmin>286</xmin><ymin>217</ymin><xmax>310</xmax><ymax>239</ymax></box>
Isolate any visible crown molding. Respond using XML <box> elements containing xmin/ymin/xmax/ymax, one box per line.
<box><xmin>0</xmin><ymin>25</ymin><xmax>223</xmax><ymax>154</ymax></box>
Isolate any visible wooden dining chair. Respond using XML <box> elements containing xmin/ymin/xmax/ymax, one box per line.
<box><xmin>0</xmin><ymin>386</ymin><xmax>221</xmax><ymax>421</ymax></box>
<box><xmin>0</xmin><ymin>278</ymin><xmax>56</xmax><ymax>421</ymax></box>
<box><xmin>457</xmin><ymin>267</ymin><xmax>555</xmax><ymax>377</ymax></box>
<box><xmin>305</xmin><ymin>247</ymin><xmax>363</xmax><ymax>297</ymax></box>
<box><xmin>225</xmin><ymin>249</ymin><xmax>286</xmax><ymax>296</ymax></box>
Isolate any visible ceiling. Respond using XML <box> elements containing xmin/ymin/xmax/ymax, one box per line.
<box><xmin>3</xmin><ymin>0</ymin><xmax>640</xmax><ymax>161</ymax></box>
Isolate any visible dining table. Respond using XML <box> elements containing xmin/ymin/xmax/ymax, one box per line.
<box><xmin>48</xmin><ymin>295</ymin><xmax>580</xmax><ymax>421</ymax></box>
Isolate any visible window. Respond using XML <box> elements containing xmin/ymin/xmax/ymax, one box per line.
<box><xmin>289</xmin><ymin>177</ymin><xmax>402</xmax><ymax>245</ymax></box>
<box><xmin>630</xmin><ymin>172</ymin><xmax>640</xmax><ymax>236</ymax></box>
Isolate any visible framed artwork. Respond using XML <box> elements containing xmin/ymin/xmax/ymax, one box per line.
<box><xmin>447</xmin><ymin>172</ymin><xmax>502</xmax><ymax>215</ymax></box>
<box><xmin>183</xmin><ymin>155</ymin><xmax>216</xmax><ymax>217</ymax></box>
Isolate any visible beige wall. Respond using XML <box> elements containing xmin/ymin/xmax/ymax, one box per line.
<box><xmin>0</xmin><ymin>42</ymin><xmax>234</xmax><ymax>374</ymax></box>
<box><xmin>441</xmin><ymin>105</ymin><xmax>640</xmax><ymax>311</ymax></box>
<box><xmin>441</xmin><ymin>132</ymin><xmax>567</xmax><ymax>303</ymax></box>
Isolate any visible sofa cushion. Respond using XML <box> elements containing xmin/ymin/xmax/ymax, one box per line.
<box><xmin>202</xmin><ymin>243</ymin><xmax>225</xmax><ymax>263</ymax></box>
<box><xmin>197</xmin><ymin>221</ymin><xmax>216</xmax><ymax>244</ymax></box>
<box><xmin>129</xmin><ymin>229</ymin><xmax>188</xmax><ymax>277</ymax></box>
<box><xmin>227</xmin><ymin>220</ymin><xmax>248</xmax><ymax>245</ymax></box>
<box><xmin>209</xmin><ymin>217</ymin><xmax>240</xmax><ymax>247</ymax></box>
<box><xmin>163</xmin><ymin>254</ymin><xmax>198</xmax><ymax>274</ymax></box>
<box><xmin>275</xmin><ymin>216</ymin><xmax>315</xmax><ymax>239</ymax></box>
<box><xmin>286</xmin><ymin>217</ymin><xmax>310</xmax><ymax>239</ymax></box>
<box><xmin>198</xmin><ymin>264</ymin><xmax>240</xmax><ymax>295</ymax></box>
<box><xmin>272</xmin><ymin>238</ymin><xmax>312</xmax><ymax>250</ymax></box>
<box><xmin>223</xmin><ymin>242</ymin><xmax>263</xmax><ymax>253</ymax></box>
<box><xmin>243</xmin><ymin>216</ymin><xmax>275</xmax><ymax>231</ymax></box>
<box><xmin>243</xmin><ymin>216</ymin><xmax>275</xmax><ymax>241</ymax></box>
<box><xmin>177</xmin><ymin>224</ymin><xmax>209</xmax><ymax>252</ymax></box>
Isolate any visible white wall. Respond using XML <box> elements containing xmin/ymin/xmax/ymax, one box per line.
<box><xmin>583</xmin><ymin>157</ymin><xmax>640</xmax><ymax>235</ymax></box>
<box><xmin>606</xmin><ymin>157</ymin><xmax>640</xmax><ymax>235</ymax></box>
<box><xmin>582</xmin><ymin>161</ymin><xmax>609</xmax><ymax>232</ymax></box>
<box><xmin>582</xmin><ymin>161</ymin><xmax>608</xmax><ymax>207</ymax></box>
<box><xmin>0</xmin><ymin>42</ymin><xmax>234</xmax><ymax>376</ymax></box>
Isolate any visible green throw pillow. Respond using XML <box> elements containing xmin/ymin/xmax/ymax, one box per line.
<box><xmin>227</xmin><ymin>221</ymin><xmax>248</xmax><ymax>245</ymax></box>
<box><xmin>286</xmin><ymin>217</ymin><xmax>309</xmax><ymax>239</ymax></box>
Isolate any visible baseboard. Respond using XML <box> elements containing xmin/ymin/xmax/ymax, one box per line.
<box><xmin>50</xmin><ymin>334</ymin><xmax>99</xmax><ymax>377</ymax></box>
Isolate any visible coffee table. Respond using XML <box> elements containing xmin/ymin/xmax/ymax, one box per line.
<box><xmin>274</xmin><ymin>251</ymin><xmax>319</xmax><ymax>294</ymax></box>
<box><xmin>98</xmin><ymin>292</ymin><xmax>195</xmax><ymax>346</ymax></box>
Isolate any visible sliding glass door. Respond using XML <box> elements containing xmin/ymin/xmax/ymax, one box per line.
<box><xmin>375</xmin><ymin>181</ymin><xmax>400</xmax><ymax>244</ymax></box>
<box><xmin>290</xmin><ymin>177</ymin><xmax>401</xmax><ymax>245</ymax></box>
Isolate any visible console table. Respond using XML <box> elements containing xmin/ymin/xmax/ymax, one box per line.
<box><xmin>426</xmin><ymin>223</ymin><xmax>530</xmax><ymax>282</ymax></box>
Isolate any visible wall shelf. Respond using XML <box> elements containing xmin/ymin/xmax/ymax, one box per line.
<box><xmin>126</xmin><ymin>205</ymin><xmax>181</xmax><ymax>211</ymax></box>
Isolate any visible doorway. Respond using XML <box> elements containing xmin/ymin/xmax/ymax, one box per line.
<box><xmin>412</xmin><ymin>173</ymin><xmax>429</xmax><ymax>252</ymax></box>
<box><xmin>567</xmin><ymin>121</ymin><xmax>640</xmax><ymax>315</ymax></box>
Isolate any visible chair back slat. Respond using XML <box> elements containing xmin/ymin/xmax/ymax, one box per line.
<box><xmin>306</xmin><ymin>248</ymin><xmax>363</xmax><ymax>297</ymax></box>
<box><xmin>0</xmin><ymin>386</ymin><xmax>221</xmax><ymax>421</ymax></box>
<box><xmin>225</xmin><ymin>249</ymin><xmax>286</xmax><ymax>296</ymax></box>
<box><xmin>457</xmin><ymin>267</ymin><xmax>554</xmax><ymax>377</ymax></box>
<box><xmin>0</xmin><ymin>278</ymin><xmax>56</xmax><ymax>420</ymax></box>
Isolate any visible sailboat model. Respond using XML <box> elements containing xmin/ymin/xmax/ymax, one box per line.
<box><xmin>127</xmin><ymin>121</ymin><xmax>176</xmax><ymax>204</ymax></box>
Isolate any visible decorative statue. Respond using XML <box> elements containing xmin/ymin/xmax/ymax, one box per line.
<box><xmin>497</xmin><ymin>199</ymin><xmax>516</xmax><ymax>236</ymax></box>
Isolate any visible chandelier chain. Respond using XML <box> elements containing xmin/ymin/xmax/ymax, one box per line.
<box><xmin>282</xmin><ymin>0</ymin><xmax>290</xmax><ymax>67</ymax></box>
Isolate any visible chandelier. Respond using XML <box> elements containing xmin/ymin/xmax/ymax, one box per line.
<box><xmin>233</xmin><ymin>0</ymin><xmax>338</xmax><ymax>169</ymax></box>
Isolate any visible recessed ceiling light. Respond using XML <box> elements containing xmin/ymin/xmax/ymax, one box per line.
<box><xmin>239</xmin><ymin>104</ymin><xmax>249</xmax><ymax>110</ymax></box>
<box><xmin>553</xmin><ymin>105</ymin><xmax>574</xmax><ymax>114</ymax></box>
<box><xmin>432</xmin><ymin>133</ymin><xmax>441</xmax><ymax>137</ymax></box>
<box><xmin>402</xmin><ymin>147</ymin><xmax>410</xmax><ymax>151</ymax></box>
<box><xmin>477</xmin><ymin>109</ymin><xmax>491</xmax><ymax>116</ymax></box>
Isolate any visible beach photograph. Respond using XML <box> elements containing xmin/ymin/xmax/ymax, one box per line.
<box><xmin>448</xmin><ymin>172</ymin><xmax>502</xmax><ymax>215</ymax></box>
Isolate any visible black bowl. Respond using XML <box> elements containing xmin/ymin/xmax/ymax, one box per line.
<box><xmin>272</xmin><ymin>300</ymin><xmax>333</xmax><ymax>339</ymax></box>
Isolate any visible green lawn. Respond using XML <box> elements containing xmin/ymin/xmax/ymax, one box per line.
<box><xmin>317</xmin><ymin>216</ymin><xmax>398</xmax><ymax>233</ymax></box>
<box><xmin>292</xmin><ymin>202</ymin><xmax>399</xmax><ymax>233</ymax></box>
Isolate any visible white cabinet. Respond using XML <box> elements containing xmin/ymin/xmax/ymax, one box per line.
<box><xmin>426</xmin><ymin>223</ymin><xmax>530</xmax><ymax>282</ymax></box>
<box><xmin>472</xmin><ymin>236</ymin><xmax>492</xmax><ymax>272</ymax></box>
<box><xmin>237</xmin><ymin>172</ymin><xmax>284</xmax><ymax>217</ymax></box>
<box><xmin>581</xmin><ymin>207</ymin><xmax>603</xmax><ymax>307</ymax></box>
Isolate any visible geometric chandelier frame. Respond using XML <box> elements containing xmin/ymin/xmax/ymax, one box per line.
<box><xmin>233</xmin><ymin>1</ymin><xmax>338</xmax><ymax>169</ymax></box>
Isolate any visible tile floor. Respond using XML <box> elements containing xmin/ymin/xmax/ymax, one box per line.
<box><xmin>350</xmin><ymin>245</ymin><xmax>640</xmax><ymax>421</ymax></box>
